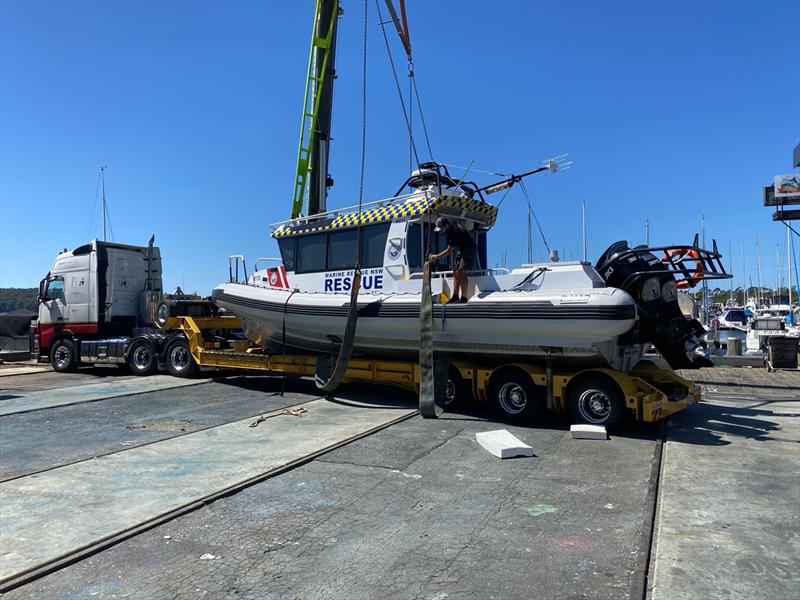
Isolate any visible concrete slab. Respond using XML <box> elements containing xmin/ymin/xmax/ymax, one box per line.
<box><xmin>650</xmin><ymin>396</ymin><xmax>800</xmax><ymax>600</ymax></box>
<box><xmin>0</xmin><ymin>375</ymin><xmax>211</xmax><ymax>416</ymax></box>
<box><xmin>475</xmin><ymin>429</ymin><xmax>534</xmax><ymax>458</ymax></box>
<box><xmin>2</xmin><ymin>411</ymin><xmax>661</xmax><ymax>600</ymax></box>
<box><xmin>0</xmin><ymin>397</ymin><xmax>416</xmax><ymax>583</ymax></box>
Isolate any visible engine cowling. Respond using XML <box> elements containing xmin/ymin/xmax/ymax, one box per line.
<box><xmin>596</xmin><ymin>241</ymin><xmax>712</xmax><ymax>369</ymax></box>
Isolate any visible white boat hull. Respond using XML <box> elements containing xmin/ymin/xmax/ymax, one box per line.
<box><xmin>212</xmin><ymin>283</ymin><xmax>639</xmax><ymax>368</ymax></box>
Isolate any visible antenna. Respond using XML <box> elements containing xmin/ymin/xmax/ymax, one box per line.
<box><xmin>645</xmin><ymin>219</ymin><xmax>650</xmax><ymax>246</ymax></box>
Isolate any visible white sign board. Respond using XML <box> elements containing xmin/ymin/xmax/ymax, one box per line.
<box><xmin>774</xmin><ymin>174</ymin><xmax>800</xmax><ymax>199</ymax></box>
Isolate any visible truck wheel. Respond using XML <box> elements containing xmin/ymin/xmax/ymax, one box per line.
<box><xmin>50</xmin><ymin>339</ymin><xmax>78</xmax><ymax>372</ymax></box>
<box><xmin>127</xmin><ymin>339</ymin><xmax>158</xmax><ymax>376</ymax></box>
<box><xmin>488</xmin><ymin>370</ymin><xmax>541</xmax><ymax>424</ymax></box>
<box><xmin>165</xmin><ymin>338</ymin><xmax>198</xmax><ymax>378</ymax></box>
<box><xmin>568</xmin><ymin>376</ymin><xmax>625</xmax><ymax>428</ymax></box>
<box><xmin>445</xmin><ymin>366</ymin><xmax>472</xmax><ymax>409</ymax></box>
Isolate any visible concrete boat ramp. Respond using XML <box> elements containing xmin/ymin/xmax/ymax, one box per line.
<box><xmin>0</xmin><ymin>364</ymin><xmax>797</xmax><ymax>599</ymax></box>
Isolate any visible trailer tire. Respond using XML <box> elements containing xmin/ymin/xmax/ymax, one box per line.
<box><xmin>488</xmin><ymin>369</ymin><xmax>541</xmax><ymax>424</ymax></box>
<box><xmin>445</xmin><ymin>366</ymin><xmax>473</xmax><ymax>409</ymax></box>
<box><xmin>127</xmin><ymin>339</ymin><xmax>158</xmax><ymax>376</ymax></box>
<box><xmin>568</xmin><ymin>375</ymin><xmax>625</xmax><ymax>428</ymax></box>
<box><xmin>165</xmin><ymin>338</ymin><xmax>199</xmax><ymax>378</ymax></box>
<box><xmin>50</xmin><ymin>338</ymin><xmax>78</xmax><ymax>372</ymax></box>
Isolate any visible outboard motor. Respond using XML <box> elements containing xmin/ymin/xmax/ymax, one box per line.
<box><xmin>596</xmin><ymin>241</ymin><xmax>714</xmax><ymax>369</ymax></box>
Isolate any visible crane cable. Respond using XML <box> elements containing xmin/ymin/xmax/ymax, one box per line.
<box><xmin>315</xmin><ymin>0</ymin><xmax>369</xmax><ymax>392</ymax></box>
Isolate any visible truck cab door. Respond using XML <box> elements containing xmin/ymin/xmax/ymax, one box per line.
<box><xmin>43</xmin><ymin>277</ymin><xmax>67</xmax><ymax>324</ymax></box>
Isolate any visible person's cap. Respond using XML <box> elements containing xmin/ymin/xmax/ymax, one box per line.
<box><xmin>434</xmin><ymin>216</ymin><xmax>449</xmax><ymax>232</ymax></box>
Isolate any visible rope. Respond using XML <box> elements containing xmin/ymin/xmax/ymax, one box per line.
<box><xmin>375</xmin><ymin>0</ymin><xmax>420</xmax><ymax>168</ymax></box>
<box><xmin>410</xmin><ymin>70</ymin><xmax>434</xmax><ymax>161</ymax></box>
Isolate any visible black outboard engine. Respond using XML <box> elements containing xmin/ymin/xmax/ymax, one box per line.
<box><xmin>596</xmin><ymin>241</ymin><xmax>713</xmax><ymax>369</ymax></box>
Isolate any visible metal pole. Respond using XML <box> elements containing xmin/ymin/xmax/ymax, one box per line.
<box><xmin>728</xmin><ymin>240</ymin><xmax>733</xmax><ymax>304</ymax></box>
<box><xmin>701</xmin><ymin>216</ymin><xmax>708</xmax><ymax>322</ymax></box>
<box><xmin>581</xmin><ymin>199</ymin><xmax>587</xmax><ymax>262</ymax></box>
<box><xmin>756</xmin><ymin>235</ymin><xmax>763</xmax><ymax>307</ymax></box>
<box><xmin>100</xmin><ymin>166</ymin><xmax>107</xmax><ymax>242</ymax></box>
<box><xmin>788</xmin><ymin>226</ymin><xmax>793</xmax><ymax>308</ymax></box>
<box><xmin>645</xmin><ymin>219</ymin><xmax>650</xmax><ymax>246</ymax></box>
<box><xmin>741</xmin><ymin>241</ymin><xmax>746</xmax><ymax>306</ymax></box>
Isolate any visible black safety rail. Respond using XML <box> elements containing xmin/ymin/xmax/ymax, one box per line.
<box><xmin>612</xmin><ymin>237</ymin><xmax>732</xmax><ymax>290</ymax></box>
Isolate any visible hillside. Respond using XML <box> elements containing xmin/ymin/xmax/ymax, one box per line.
<box><xmin>0</xmin><ymin>288</ymin><xmax>38</xmax><ymax>313</ymax></box>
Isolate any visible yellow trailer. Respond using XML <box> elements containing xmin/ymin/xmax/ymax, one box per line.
<box><xmin>156</xmin><ymin>314</ymin><xmax>698</xmax><ymax>428</ymax></box>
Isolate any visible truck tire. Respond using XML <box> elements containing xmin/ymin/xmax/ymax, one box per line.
<box><xmin>50</xmin><ymin>339</ymin><xmax>78</xmax><ymax>372</ymax></box>
<box><xmin>127</xmin><ymin>339</ymin><xmax>158</xmax><ymax>376</ymax></box>
<box><xmin>488</xmin><ymin>369</ymin><xmax>541</xmax><ymax>424</ymax></box>
<box><xmin>567</xmin><ymin>375</ymin><xmax>625</xmax><ymax>428</ymax></box>
<box><xmin>165</xmin><ymin>338</ymin><xmax>199</xmax><ymax>378</ymax></box>
<box><xmin>445</xmin><ymin>365</ymin><xmax>472</xmax><ymax>409</ymax></box>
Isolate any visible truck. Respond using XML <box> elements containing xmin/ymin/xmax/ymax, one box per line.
<box><xmin>32</xmin><ymin>238</ymin><xmax>209</xmax><ymax>375</ymax></box>
<box><xmin>32</xmin><ymin>241</ymin><xmax>698</xmax><ymax>427</ymax></box>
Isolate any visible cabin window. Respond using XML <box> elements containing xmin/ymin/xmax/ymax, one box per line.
<box><xmin>295</xmin><ymin>233</ymin><xmax>327</xmax><ymax>273</ymax></box>
<box><xmin>360</xmin><ymin>222</ymin><xmax>391</xmax><ymax>268</ymax></box>
<box><xmin>406</xmin><ymin>223</ymin><xmax>453</xmax><ymax>272</ymax></box>
<box><xmin>277</xmin><ymin>238</ymin><xmax>296</xmax><ymax>271</ymax></box>
<box><xmin>327</xmin><ymin>229</ymin><xmax>359</xmax><ymax>270</ymax></box>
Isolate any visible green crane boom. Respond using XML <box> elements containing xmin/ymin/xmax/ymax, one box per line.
<box><xmin>291</xmin><ymin>0</ymin><xmax>341</xmax><ymax>220</ymax></box>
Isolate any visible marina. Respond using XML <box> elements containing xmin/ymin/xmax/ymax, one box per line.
<box><xmin>1</xmin><ymin>0</ymin><xmax>798</xmax><ymax>598</ymax></box>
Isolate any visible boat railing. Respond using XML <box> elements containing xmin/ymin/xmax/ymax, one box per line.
<box><xmin>253</xmin><ymin>257</ymin><xmax>283</xmax><ymax>273</ymax></box>
<box><xmin>228</xmin><ymin>255</ymin><xmax>248</xmax><ymax>284</ymax></box>
<box><xmin>409</xmin><ymin>267</ymin><xmax>509</xmax><ymax>279</ymax></box>
<box><xmin>269</xmin><ymin>191</ymin><xmax>425</xmax><ymax>230</ymax></box>
<box><xmin>612</xmin><ymin>242</ymin><xmax>733</xmax><ymax>290</ymax></box>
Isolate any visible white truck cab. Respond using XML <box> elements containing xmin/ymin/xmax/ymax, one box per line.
<box><xmin>35</xmin><ymin>239</ymin><xmax>163</xmax><ymax>371</ymax></box>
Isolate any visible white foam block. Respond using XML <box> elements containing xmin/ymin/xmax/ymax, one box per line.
<box><xmin>475</xmin><ymin>429</ymin><xmax>534</xmax><ymax>459</ymax></box>
<box><xmin>570</xmin><ymin>424</ymin><xmax>607</xmax><ymax>440</ymax></box>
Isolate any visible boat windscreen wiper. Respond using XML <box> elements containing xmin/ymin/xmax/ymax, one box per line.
<box><xmin>477</xmin><ymin>155</ymin><xmax>571</xmax><ymax>195</ymax></box>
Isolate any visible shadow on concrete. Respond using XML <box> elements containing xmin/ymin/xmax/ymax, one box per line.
<box><xmin>667</xmin><ymin>402</ymin><xmax>787</xmax><ymax>446</ymax></box>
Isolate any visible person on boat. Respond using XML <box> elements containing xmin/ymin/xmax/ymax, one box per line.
<box><xmin>428</xmin><ymin>216</ymin><xmax>478</xmax><ymax>303</ymax></box>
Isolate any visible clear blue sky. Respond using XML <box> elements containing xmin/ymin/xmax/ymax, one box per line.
<box><xmin>1</xmin><ymin>0</ymin><xmax>798</xmax><ymax>294</ymax></box>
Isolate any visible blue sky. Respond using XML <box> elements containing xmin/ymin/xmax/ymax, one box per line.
<box><xmin>1</xmin><ymin>0</ymin><xmax>798</xmax><ymax>294</ymax></box>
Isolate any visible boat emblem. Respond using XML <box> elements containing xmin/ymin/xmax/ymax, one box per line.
<box><xmin>388</xmin><ymin>239</ymin><xmax>401</xmax><ymax>259</ymax></box>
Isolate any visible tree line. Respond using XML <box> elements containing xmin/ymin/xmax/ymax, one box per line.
<box><xmin>0</xmin><ymin>288</ymin><xmax>38</xmax><ymax>313</ymax></box>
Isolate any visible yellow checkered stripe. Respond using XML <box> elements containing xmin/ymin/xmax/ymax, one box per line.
<box><xmin>272</xmin><ymin>195</ymin><xmax>497</xmax><ymax>238</ymax></box>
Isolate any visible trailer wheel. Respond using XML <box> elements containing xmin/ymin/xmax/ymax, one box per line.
<box><xmin>445</xmin><ymin>366</ymin><xmax>473</xmax><ymax>409</ymax></box>
<box><xmin>127</xmin><ymin>339</ymin><xmax>158</xmax><ymax>376</ymax></box>
<box><xmin>50</xmin><ymin>338</ymin><xmax>78</xmax><ymax>372</ymax></box>
<box><xmin>165</xmin><ymin>338</ymin><xmax>198</xmax><ymax>378</ymax></box>
<box><xmin>488</xmin><ymin>370</ymin><xmax>541</xmax><ymax>424</ymax></box>
<box><xmin>568</xmin><ymin>376</ymin><xmax>625</xmax><ymax>428</ymax></box>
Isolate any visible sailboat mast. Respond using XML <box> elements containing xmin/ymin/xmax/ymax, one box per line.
<box><xmin>741</xmin><ymin>240</ymin><xmax>747</xmax><ymax>306</ymax></box>
<box><xmin>100</xmin><ymin>166</ymin><xmax>107</xmax><ymax>242</ymax></box>
<box><xmin>581</xmin><ymin>199</ymin><xmax>587</xmax><ymax>262</ymax></box>
<box><xmin>527</xmin><ymin>204</ymin><xmax>533</xmax><ymax>264</ymax></box>
<box><xmin>701</xmin><ymin>216</ymin><xmax>708</xmax><ymax>320</ymax></box>
<box><xmin>728</xmin><ymin>240</ymin><xmax>733</xmax><ymax>301</ymax></box>
<box><xmin>756</xmin><ymin>235</ymin><xmax>763</xmax><ymax>306</ymax></box>
<box><xmin>788</xmin><ymin>226</ymin><xmax>793</xmax><ymax>308</ymax></box>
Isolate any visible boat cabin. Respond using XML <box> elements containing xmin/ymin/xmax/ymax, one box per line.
<box><xmin>265</xmin><ymin>188</ymin><xmax>495</xmax><ymax>295</ymax></box>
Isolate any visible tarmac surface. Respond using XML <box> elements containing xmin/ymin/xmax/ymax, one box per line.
<box><xmin>0</xmin><ymin>363</ymin><xmax>798</xmax><ymax>599</ymax></box>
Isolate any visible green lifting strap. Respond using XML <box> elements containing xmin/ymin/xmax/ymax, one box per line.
<box><xmin>314</xmin><ymin>271</ymin><xmax>361</xmax><ymax>392</ymax></box>
<box><xmin>419</xmin><ymin>263</ymin><xmax>447</xmax><ymax>418</ymax></box>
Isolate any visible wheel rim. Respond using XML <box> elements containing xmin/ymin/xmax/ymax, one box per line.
<box><xmin>170</xmin><ymin>345</ymin><xmax>189</xmax><ymax>371</ymax></box>
<box><xmin>578</xmin><ymin>388</ymin><xmax>612</xmax><ymax>424</ymax></box>
<box><xmin>498</xmin><ymin>382</ymin><xmax>527</xmax><ymax>415</ymax></box>
<box><xmin>132</xmin><ymin>345</ymin><xmax>152</xmax><ymax>369</ymax></box>
<box><xmin>53</xmin><ymin>344</ymin><xmax>72</xmax><ymax>369</ymax></box>
<box><xmin>445</xmin><ymin>379</ymin><xmax>456</xmax><ymax>406</ymax></box>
